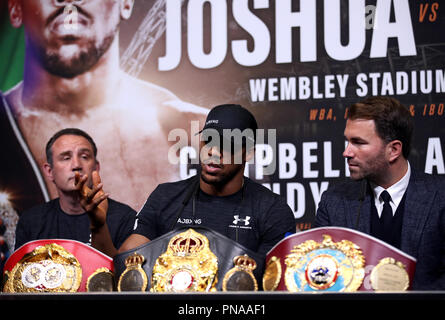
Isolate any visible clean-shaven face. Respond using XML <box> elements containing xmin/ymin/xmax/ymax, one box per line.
<box><xmin>48</xmin><ymin>134</ymin><xmax>98</xmax><ymax>192</ymax></box>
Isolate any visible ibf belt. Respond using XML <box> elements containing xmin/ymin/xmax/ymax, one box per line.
<box><xmin>3</xmin><ymin>243</ymin><xmax>82</xmax><ymax>292</ymax></box>
<box><xmin>114</xmin><ymin>226</ymin><xmax>265</xmax><ymax>291</ymax></box>
<box><xmin>3</xmin><ymin>239</ymin><xmax>114</xmax><ymax>292</ymax></box>
<box><xmin>263</xmin><ymin>227</ymin><xmax>416</xmax><ymax>292</ymax></box>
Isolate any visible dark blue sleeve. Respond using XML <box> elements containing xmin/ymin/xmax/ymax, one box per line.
<box><xmin>258</xmin><ymin>196</ymin><xmax>295</xmax><ymax>256</ymax></box>
<box><xmin>314</xmin><ymin>189</ymin><xmax>332</xmax><ymax>228</ymax></box>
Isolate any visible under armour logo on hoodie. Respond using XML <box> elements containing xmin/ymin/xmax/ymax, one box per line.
<box><xmin>232</xmin><ymin>215</ymin><xmax>251</xmax><ymax>226</ymax></box>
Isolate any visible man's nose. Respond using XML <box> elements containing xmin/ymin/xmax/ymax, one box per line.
<box><xmin>343</xmin><ymin>142</ymin><xmax>353</xmax><ymax>158</ymax></box>
<box><xmin>71</xmin><ymin>156</ymin><xmax>82</xmax><ymax>171</ymax></box>
<box><xmin>53</xmin><ymin>0</ymin><xmax>84</xmax><ymax>7</ymax></box>
<box><xmin>208</xmin><ymin>145</ymin><xmax>222</xmax><ymax>157</ymax></box>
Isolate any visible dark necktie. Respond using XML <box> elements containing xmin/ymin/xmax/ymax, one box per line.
<box><xmin>380</xmin><ymin>190</ymin><xmax>393</xmax><ymax>237</ymax></box>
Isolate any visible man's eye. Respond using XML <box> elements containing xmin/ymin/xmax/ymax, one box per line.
<box><xmin>350</xmin><ymin>139</ymin><xmax>366</xmax><ymax>145</ymax></box>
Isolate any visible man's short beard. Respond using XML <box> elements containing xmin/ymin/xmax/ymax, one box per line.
<box><xmin>200</xmin><ymin>164</ymin><xmax>244</xmax><ymax>187</ymax></box>
<box><xmin>36</xmin><ymin>34</ymin><xmax>115</xmax><ymax>79</ymax></box>
<box><xmin>351</xmin><ymin>149</ymin><xmax>390</xmax><ymax>184</ymax></box>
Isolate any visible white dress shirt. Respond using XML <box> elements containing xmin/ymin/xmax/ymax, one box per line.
<box><xmin>371</xmin><ymin>162</ymin><xmax>411</xmax><ymax>218</ymax></box>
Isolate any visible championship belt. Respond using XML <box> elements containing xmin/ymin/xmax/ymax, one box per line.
<box><xmin>2</xmin><ymin>239</ymin><xmax>114</xmax><ymax>292</ymax></box>
<box><xmin>263</xmin><ymin>227</ymin><xmax>416</xmax><ymax>292</ymax></box>
<box><xmin>151</xmin><ymin>229</ymin><xmax>218</xmax><ymax>292</ymax></box>
<box><xmin>114</xmin><ymin>226</ymin><xmax>265</xmax><ymax>292</ymax></box>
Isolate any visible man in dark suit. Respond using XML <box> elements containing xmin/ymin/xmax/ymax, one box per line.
<box><xmin>315</xmin><ymin>96</ymin><xmax>445</xmax><ymax>290</ymax></box>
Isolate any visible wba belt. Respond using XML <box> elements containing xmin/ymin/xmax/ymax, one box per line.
<box><xmin>113</xmin><ymin>226</ymin><xmax>265</xmax><ymax>292</ymax></box>
<box><xmin>263</xmin><ymin>227</ymin><xmax>416</xmax><ymax>292</ymax></box>
<box><xmin>2</xmin><ymin>239</ymin><xmax>114</xmax><ymax>292</ymax></box>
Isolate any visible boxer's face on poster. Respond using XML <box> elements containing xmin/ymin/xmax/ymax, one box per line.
<box><xmin>9</xmin><ymin>0</ymin><xmax>131</xmax><ymax>78</ymax></box>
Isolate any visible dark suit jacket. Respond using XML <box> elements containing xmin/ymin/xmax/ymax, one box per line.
<box><xmin>315</xmin><ymin>169</ymin><xmax>445</xmax><ymax>290</ymax></box>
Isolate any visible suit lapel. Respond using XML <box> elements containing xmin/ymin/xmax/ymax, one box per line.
<box><xmin>345</xmin><ymin>183</ymin><xmax>372</xmax><ymax>234</ymax></box>
<box><xmin>401</xmin><ymin>171</ymin><xmax>435</xmax><ymax>256</ymax></box>
<box><xmin>347</xmin><ymin>195</ymin><xmax>372</xmax><ymax>234</ymax></box>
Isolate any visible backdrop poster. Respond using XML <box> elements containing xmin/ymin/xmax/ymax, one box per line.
<box><xmin>0</xmin><ymin>0</ymin><xmax>444</xmax><ymax>253</ymax></box>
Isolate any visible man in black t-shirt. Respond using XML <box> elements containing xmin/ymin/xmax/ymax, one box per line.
<box><xmin>133</xmin><ymin>175</ymin><xmax>294</xmax><ymax>256</ymax></box>
<box><xmin>14</xmin><ymin>128</ymin><xmax>136</xmax><ymax>251</ymax></box>
<box><xmin>78</xmin><ymin>104</ymin><xmax>296</xmax><ymax>257</ymax></box>
<box><xmin>14</xmin><ymin>198</ymin><xmax>135</xmax><ymax>250</ymax></box>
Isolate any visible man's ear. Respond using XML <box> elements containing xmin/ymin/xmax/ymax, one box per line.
<box><xmin>387</xmin><ymin>140</ymin><xmax>403</xmax><ymax>162</ymax></box>
<box><xmin>8</xmin><ymin>0</ymin><xmax>23</xmax><ymax>28</ymax></box>
<box><xmin>42</xmin><ymin>163</ymin><xmax>55</xmax><ymax>182</ymax></box>
<box><xmin>120</xmin><ymin>0</ymin><xmax>134</xmax><ymax>20</ymax></box>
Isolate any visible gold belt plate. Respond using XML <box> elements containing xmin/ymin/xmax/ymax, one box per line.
<box><xmin>284</xmin><ymin>234</ymin><xmax>365</xmax><ymax>292</ymax></box>
<box><xmin>3</xmin><ymin>243</ymin><xmax>82</xmax><ymax>293</ymax></box>
<box><xmin>151</xmin><ymin>229</ymin><xmax>218</xmax><ymax>292</ymax></box>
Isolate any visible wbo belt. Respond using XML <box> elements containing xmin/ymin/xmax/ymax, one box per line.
<box><xmin>113</xmin><ymin>226</ymin><xmax>265</xmax><ymax>292</ymax></box>
<box><xmin>2</xmin><ymin>239</ymin><xmax>114</xmax><ymax>293</ymax></box>
<box><xmin>263</xmin><ymin>227</ymin><xmax>416</xmax><ymax>292</ymax></box>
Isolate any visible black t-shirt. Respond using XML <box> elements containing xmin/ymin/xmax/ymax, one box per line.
<box><xmin>134</xmin><ymin>177</ymin><xmax>296</xmax><ymax>256</ymax></box>
<box><xmin>15</xmin><ymin>198</ymin><xmax>136</xmax><ymax>250</ymax></box>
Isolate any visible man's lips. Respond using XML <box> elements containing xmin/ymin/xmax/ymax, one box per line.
<box><xmin>202</xmin><ymin>161</ymin><xmax>222</xmax><ymax>173</ymax></box>
<box><xmin>69</xmin><ymin>172</ymin><xmax>84</xmax><ymax>180</ymax></box>
<box><xmin>47</xmin><ymin>7</ymin><xmax>90</xmax><ymax>36</ymax></box>
<box><xmin>347</xmin><ymin>161</ymin><xmax>360</xmax><ymax>169</ymax></box>
<box><xmin>50</xmin><ymin>16</ymin><xmax>89</xmax><ymax>35</ymax></box>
